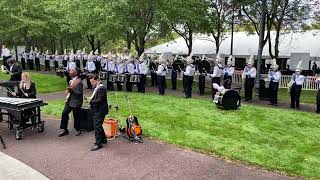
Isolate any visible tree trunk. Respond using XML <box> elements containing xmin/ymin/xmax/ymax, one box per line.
<box><xmin>126</xmin><ymin>31</ymin><xmax>132</xmax><ymax>50</ymax></box>
<box><xmin>87</xmin><ymin>35</ymin><xmax>95</xmax><ymax>52</ymax></box>
<box><xmin>187</xmin><ymin>29</ymin><xmax>193</xmax><ymax>56</ymax></box>
<box><xmin>60</xmin><ymin>38</ymin><xmax>64</xmax><ymax>54</ymax></box>
<box><xmin>255</xmin><ymin>0</ymin><xmax>267</xmax><ymax>96</ymax></box>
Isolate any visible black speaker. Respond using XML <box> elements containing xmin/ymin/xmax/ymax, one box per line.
<box><xmin>79</xmin><ymin>107</ymin><xmax>94</xmax><ymax>131</ymax></box>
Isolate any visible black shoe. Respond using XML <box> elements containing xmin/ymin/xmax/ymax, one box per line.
<box><xmin>101</xmin><ymin>138</ymin><xmax>108</xmax><ymax>144</ymax></box>
<box><xmin>91</xmin><ymin>144</ymin><xmax>103</xmax><ymax>151</ymax></box>
<box><xmin>75</xmin><ymin>130</ymin><xmax>81</xmax><ymax>136</ymax></box>
<box><xmin>316</xmin><ymin>111</ymin><xmax>320</xmax><ymax>114</ymax></box>
<box><xmin>58</xmin><ymin>130</ymin><xmax>69</xmax><ymax>137</ymax></box>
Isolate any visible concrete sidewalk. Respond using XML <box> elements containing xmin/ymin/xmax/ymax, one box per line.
<box><xmin>0</xmin><ymin>119</ymin><xmax>295</xmax><ymax>180</ymax></box>
<box><xmin>0</xmin><ymin>152</ymin><xmax>48</xmax><ymax>180</ymax></box>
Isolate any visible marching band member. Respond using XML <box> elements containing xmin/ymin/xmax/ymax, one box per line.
<box><xmin>54</xmin><ymin>51</ymin><xmax>60</xmax><ymax>70</ymax></box>
<box><xmin>242</xmin><ymin>55</ymin><xmax>256</xmax><ymax>102</ymax></box>
<box><xmin>66</xmin><ymin>51</ymin><xmax>76</xmax><ymax>84</ymax></box>
<box><xmin>20</xmin><ymin>50</ymin><xmax>27</xmax><ymax>70</ymax></box>
<box><xmin>28</xmin><ymin>48</ymin><xmax>35</xmax><ymax>70</ymax></box>
<box><xmin>115</xmin><ymin>59</ymin><xmax>125</xmax><ymax>91</ymax></box>
<box><xmin>75</xmin><ymin>50</ymin><xmax>81</xmax><ymax>68</ymax></box>
<box><xmin>198</xmin><ymin>55</ymin><xmax>207</xmax><ymax>96</ymax></box>
<box><xmin>268</xmin><ymin>59</ymin><xmax>281</xmax><ymax>106</ymax></box>
<box><xmin>182</xmin><ymin>56</ymin><xmax>195</xmax><ymax>98</ymax></box>
<box><xmin>138</xmin><ymin>55</ymin><xmax>148</xmax><ymax>93</ymax></box>
<box><xmin>34</xmin><ymin>47</ymin><xmax>41</xmax><ymax>71</ymax></box>
<box><xmin>223</xmin><ymin>55</ymin><xmax>235</xmax><ymax>89</ymax></box>
<box><xmin>126</xmin><ymin>59</ymin><xmax>135</xmax><ymax>92</ymax></box>
<box><xmin>156</xmin><ymin>57</ymin><xmax>167</xmax><ymax>95</ymax></box>
<box><xmin>62</xmin><ymin>49</ymin><xmax>68</xmax><ymax>68</ymax></box>
<box><xmin>104</xmin><ymin>56</ymin><xmax>115</xmax><ymax>91</ymax></box>
<box><xmin>171</xmin><ymin>55</ymin><xmax>179</xmax><ymax>90</ymax></box>
<box><xmin>44</xmin><ymin>50</ymin><xmax>51</xmax><ymax>71</ymax></box>
<box><xmin>88</xmin><ymin>74</ymin><xmax>109</xmax><ymax>151</ymax></box>
<box><xmin>84</xmin><ymin>54</ymin><xmax>96</xmax><ymax>89</ymax></box>
<box><xmin>94</xmin><ymin>50</ymin><xmax>102</xmax><ymax>73</ymax></box>
<box><xmin>290</xmin><ymin>61</ymin><xmax>304</xmax><ymax>109</ymax></box>
<box><xmin>210</xmin><ymin>53</ymin><xmax>223</xmax><ymax>100</ymax></box>
<box><xmin>82</xmin><ymin>48</ymin><xmax>88</xmax><ymax>69</ymax></box>
<box><xmin>1</xmin><ymin>45</ymin><xmax>11</xmax><ymax>69</ymax></box>
<box><xmin>149</xmin><ymin>55</ymin><xmax>158</xmax><ymax>86</ymax></box>
<box><xmin>59</xmin><ymin>68</ymin><xmax>83</xmax><ymax>137</ymax></box>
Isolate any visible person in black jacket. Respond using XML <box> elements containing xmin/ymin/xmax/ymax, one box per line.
<box><xmin>59</xmin><ymin>68</ymin><xmax>83</xmax><ymax>137</ymax></box>
<box><xmin>7</xmin><ymin>59</ymin><xmax>22</xmax><ymax>81</ymax></box>
<box><xmin>88</xmin><ymin>74</ymin><xmax>108</xmax><ymax>151</ymax></box>
<box><xmin>11</xmin><ymin>72</ymin><xmax>37</xmax><ymax>125</ymax></box>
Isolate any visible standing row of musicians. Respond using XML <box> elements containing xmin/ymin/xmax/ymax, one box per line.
<box><xmin>2</xmin><ymin>53</ymin><xmax>310</xmax><ymax>110</ymax></box>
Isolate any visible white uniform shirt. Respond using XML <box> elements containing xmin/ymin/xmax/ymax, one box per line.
<box><xmin>139</xmin><ymin>62</ymin><xmax>148</xmax><ymax>75</ymax></box>
<box><xmin>268</xmin><ymin>70</ymin><xmax>281</xmax><ymax>82</ymax></box>
<box><xmin>85</xmin><ymin>61</ymin><xmax>96</xmax><ymax>72</ymax></box>
<box><xmin>210</xmin><ymin>64</ymin><xmax>223</xmax><ymax>78</ymax></box>
<box><xmin>45</xmin><ymin>54</ymin><xmax>51</xmax><ymax>61</ymax></box>
<box><xmin>54</xmin><ymin>55</ymin><xmax>60</xmax><ymax>61</ymax></box>
<box><xmin>35</xmin><ymin>52</ymin><xmax>40</xmax><ymax>58</ymax></box>
<box><xmin>115</xmin><ymin>63</ymin><xmax>125</xmax><ymax>74</ymax></box>
<box><xmin>1</xmin><ymin>48</ymin><xmax>10</xmax><ymax>57</ymax></box>
<box><xmin>224</xmin><ymin>66</ymin><xmax>235</xmax><ymax>76</ymax></box>
<box><xmin>105</xmin><ymin>60</ymin><xmax>115</xmax><ymax>72</ymax></box>
<box><xmin>156</xmin><ymin>64</ymin><xmax>167</xmax><ymax>76</ymax></box>
<box><xmin>29</xmin><ymin>52</ymin><xmax>34</xmax><ymax>59</ymax></box>
<box><xmin>63</xmin><ymin>55</ymin><xmax>69</xmax><ymax>61</ymax></box>
<box><xmin>66</xmin><ymin>61</ymin><xmax>76</xmax><ymax>71</ymax></box>
<box><xmin>127</xmin><ymin>63</ymin><xmax>135</xmax><ymax>74</ymax></box>
<box><xmin>183</xmin><ymin>64</ymin><xmax>195</xmax><ymax>76</ymax></box>
<box><xmin>242</xmin><ymin>66</ymin><xmax>256</xmax><ymax>78</ymax></box>
<box><xmin>291</xmin><ymin>73</ymin><xmax>305</xmax><ymax>85</ymax></box>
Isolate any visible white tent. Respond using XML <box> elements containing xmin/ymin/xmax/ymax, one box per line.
<box><xmin>146</xmin><ymin>30</ymin><xmax>320</xmax><ymax>58</ymax></box>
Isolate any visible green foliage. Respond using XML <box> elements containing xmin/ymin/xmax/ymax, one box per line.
<box><xmin>43</xmin><ymin>92</ymin><xmax>320</xmax><ymax>178</ymax></box>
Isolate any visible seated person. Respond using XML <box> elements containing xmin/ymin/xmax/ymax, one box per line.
<box><xmin>11</xmin><ymin>72</ymin><xmax>37</xmax><ymax>125</ymax></box>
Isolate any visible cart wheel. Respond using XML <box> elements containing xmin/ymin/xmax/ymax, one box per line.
<box><xmin>15</xmin><ymin>131</ymin><xmax>22</xmax><ymax>140</ymax></box>
<box><xmin>37</xmin><ymin>123</ymin><xmax>44</xmax><ymax>133</ymax></box>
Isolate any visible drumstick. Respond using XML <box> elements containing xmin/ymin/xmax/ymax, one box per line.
<box><xmin>202</xmin><ymin>68</ymin><xmax>209</xmax><ymax>75</ymax></box>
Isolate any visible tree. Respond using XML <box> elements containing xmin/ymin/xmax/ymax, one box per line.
<box><xmin>242</xmin><ymin>0</ymin><xmax>315</xmax><ymax>59</ymax></box>
<box><xmin>163</xmin><ymin>0</ymin><xmax>205</xmax><ymax>55</ymax></box>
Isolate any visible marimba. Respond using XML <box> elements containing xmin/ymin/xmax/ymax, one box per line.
<box><xmin>0</xmin><ymin>97</ymin><xmax>47</xmax><ymax>140</ymax></box>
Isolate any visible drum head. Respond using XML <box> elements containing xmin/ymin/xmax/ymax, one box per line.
<box><xmin>198</xmin><ymin>60</ymin><xmax>211</xmax><ymax>74</ymax></box>
<box><xmin>221</xmin><ymin>90</ymin><xmax>241</xmax><ymax>110</ymax></box>
<box><xmin>173</xmin><ymin>60</ymin><xmax>185</xmax><ymax>72</ymax></box>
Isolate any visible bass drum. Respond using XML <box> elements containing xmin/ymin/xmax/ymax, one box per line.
<box><xmin>198</xmin><ymin>60</ymin><xmax>211</xmax><ymax>74</ymax></box>
<box><xmin>215</xmin><ymin>89</ymin><xmax>241</xmax><ymax>110</ymax></box>
<box><xmin>172</xmin><ymin>59</ymin><xmax>185</xmax><ymax>72</ymax></box>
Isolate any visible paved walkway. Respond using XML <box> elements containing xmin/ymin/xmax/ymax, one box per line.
<box><xmin>0</xmin><ymin>120</ymin><xmax>295</xmax><ymax>180</ymax></box>
<box><xmin>0</xmin><ymin>151</ymin><xmax>48</xmax><ymax>180</ymax></box>
<box><xmin>0</xmin><ymin>85</ymin><xmax>307</xmax><ymax>180</ymax></box>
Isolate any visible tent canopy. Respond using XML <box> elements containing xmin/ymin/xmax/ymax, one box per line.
<box><xmin>145</xmin><ymin>30</ymin><xmax>320</xmax><ymax>58</ymax></box>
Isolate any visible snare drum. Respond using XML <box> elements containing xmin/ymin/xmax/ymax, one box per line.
<box><xmin>99</xmin><ymin>71</ymin><xmax>108</xmax><ymax>80</ymax></box>
<box><xmin>117</xmin><ymin>74</ymin><xmax>127</xmax><ymax>83</ymax></box>
<box><xmin>130</xmin><ymin>75</ymin><xmax>141</xmax><ymax>83</ymax></box>
<box><xmin>110</xmin><ymin>74</ymin><xmax>118</xmax><ymax>83</ymax></box>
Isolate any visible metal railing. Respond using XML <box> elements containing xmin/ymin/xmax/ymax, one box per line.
<box><xmin>165</xmin><ymin>69</ymin><xmax>319</xmax><ymax>91</ymax></box>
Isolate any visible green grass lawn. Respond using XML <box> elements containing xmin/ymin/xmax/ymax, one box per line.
<box><xmin>0</xmin><ymin>72</ymin><xmax>66</xmax><ymax>94</ymax></box>
<box><xmin>42</xmin><ymin>92</ymin><xmax>320</xmax><ymax>178</ymax></box>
